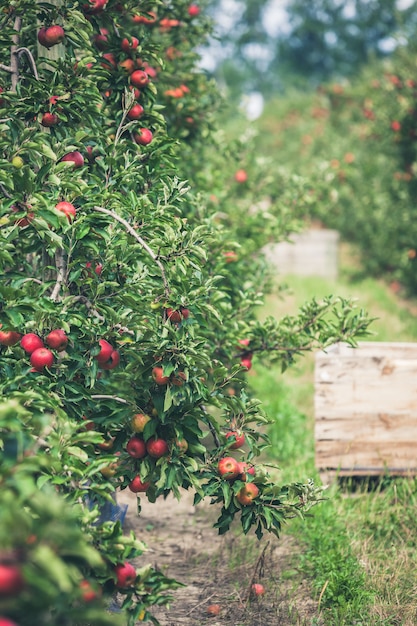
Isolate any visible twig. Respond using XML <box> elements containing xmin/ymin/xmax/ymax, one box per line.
<box><xmin>91</xmin><ymin>395</ymin><xmax>131</xmax><ymax>405</ymax></box>
<box><xmin>0</xmin><ymin>184</ymin><xmax>12</xmax><ymax>199</ymax></box>
<box><xmin>318</xmin><ymin>579</ymin><xmax>329</xmax><ymax>611</ymax></box>
<box><xmin>94</xmin><ymin>206</ymin><xmax>170</xmax><ymax>297</ymax></box>
<box><xmin>184</xmin><ymin>591</ymin><xmax>218</xmax><ymax>616</ymax></box>
<box><xmin>16</xmin><ymin>47</ymin><xmax>39</xmax><ymax>80</ymax></box>
<box><xmin>0</xmin><ymin>63</ymin><xmax>12</xmax><ymax>73</ymax></box>
<box><xmin>50</xmin><ymin>248</ymin><xmax>66</xmax><ymax>302</ymax></box>
<box><xmin>242</xmin><ymin>540</ymin><xmax>270</xmax><ymax>610</ymax></box>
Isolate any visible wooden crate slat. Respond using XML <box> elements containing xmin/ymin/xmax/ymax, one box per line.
<box><xmin>315</xmin><ymin>412</ymin><xmax>417</xmax><ymax>441</ymax></box>
<box><xmin>316</xmin><ymin>439</ymin><xmax>417</xmax><ymax>470</ymax></box>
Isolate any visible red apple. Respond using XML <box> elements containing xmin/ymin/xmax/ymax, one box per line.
<box><xmin>234</xmin><ymin>169</ymin><xmax>248</xmax><ymax>183</ymax></box>
<box><xmin>171</xmin><ymin>371</ymin><xmax>186</xmax><ymax>387</ymax></box>
<box><xmin>217</xmin><ymin>456</ymin><xmax>240</xmax><ymax>481</ymax></box>
<box><xmin>238</xmin><ymin>462</ymin><xmax>255</xmax><ymax>481</ymax></box>
<box><xmin>251</xmin><ymin>583</ymin><xmax>265</xmax><ymax>597</ymax></box>
<box><xmin>114</xmin><ymin>562</ymin><xmax>136</xmax><ymax>588</ymax></box>
<box><xmin>225</xmin><ymin>430</ymin><xmax>245</xmax><ymax>450</ymax></box>
<box><xmin>146</xmin><ymin>437</ymin><xmax>169</xmax><ymax>458</ymax></box>
<box><xmin>45</xmin><ymin>329</ymin><xmax>68</xmax><ymax>351</ymax></box>
<box><xmin>121</xmin><ymin>36</ymin><xmax>139</xmax><ymax>53</ymax></box>
<box><xmin>0</xmin><ymin>619</ymin><xmax>19</xmax><ymax>626</ymax></box>
<box><xmin>20</xmin><ymin>333</ymin><xmax>44</xmax><ymax>354</ymax></box>
<box><xmin>126</xmin><ymin>436</ymin><xmax>147</xmax><ymax>458</ymax></box>
<box><xmin>128</xmin><ymin>476</ymin><xmax>151</xmax><ymax>493</ymax></box>
<box><xmin>41</xmin><ymin>112</ymin><xmax>58</xmax><ymax>127</ymax></box>
<box><xmin>240</xmin><ymin>356</ymin><xmax>252</xmax><ymax>370</ymax></box>
<box><xmin>0</xmin><ymin>565</ymin><xmax>24</xmax><ymax>596</ymax></box>
<box><xmin>188</xmin><ymin>4</ymin><xmax>200</xmax><ymax>17</ymax></box>
<box><xmin>130</xmin><ymin>69</ymin><xmax>149</xmax><ymax>88</ymax></box>
<box><xmin>131</xmin><ymin>413</ymin><xmax>151</xmax><ymax>433</ymax></box>
<box><xmin>95</xmin><ymin>339</ymin><xmax>113</xmax><ymax>364</ymax></box>
<box><xmin>152</xmin><ymin>366</ymin><xmax>170</xmax><ymax>385</ymax></box>
<box><xmin>391</xmin><ymin>120</ymin><xmax>401</xmax><ymax>132</ymax></box>
<box><xmin>236</xmin><ymin>482</ymin><xmax>259</xmax><ymax>505</ymax></box>
<box><xmin>119</xmin><ymin>58</ymin><xmax>136</xmax><ymax>74</ymax></box>
<box><xmin>30</xmin><ymin>347</ymin><xmax>54</xmax><ymax>371</ymax></box>
<box><xmin>60</xmin><ymin>151</ymin><xmax>84</xmax><ymax>168</ymax></box>
<box><xmin>0</xmin><ymin>329</ymin><xmax>21</xmax><ymax>346</ymax></box>
<box><xmin>134</xmin><ymin>128</ymin><xmax>153</xmax><ymax>145</ymax></box>
<box><xmin>101</xmin><ymin>53</ymin><xmax>117</xmax><ymax>70</ymax></box>
<box><xmin>100</xmin><ymin>349</ymin><xmax>120</xmax><ymax>370</ymax></box>
<box><xmin>206</xmin><ymin>604</ymin><xmax>221</xmax><ymax>616</ymax></box>
<box><xmin>55</xmin><ymin>201</ymin><xmax>76</xmax><ymax>221</ymax></box>
<box><xmin>79</xmin><ymin>579</ymin><xmax>100</xmax><ymax>602</ymax></box>
<box><xmin>42</xmin><ymin>25</ymin><xmax>65</xmax><ymax>48</ymax></box>
<box><xmin>131</xmin><ymin>11</ymin><xmax>157</xmax><ymax>25</ymax></box>
<box><xmin>223</xmin><ymin>250</ymin><xmax>238</xmax><ymax>263</ymax></box>
<box><xmin>237</xmin><ymin>338</ymin><xmax>250</xmax><ymax>349</ymax></box>
<box><xmin>127</xmin><ymin>103</ymin><xmax>144</xmax><ymax>120</ymax></box>
<box><xmin>37</xmin><ymin>27</ymin><xmax>49</xmax><ymax>47</ymax></box>
<box><xmin>166</xmin><ymin>307</ymin><xmax>189</xmax><ymax>323</ymax></box>
<box><xmin>93</xmin><ymin>28</ymin><xmax>109</xmax><ymax>50</ymax></box>
<box><xmin>83</xmin><ymin>0</ymin><xmax>107</xmax><ymax>14</ymax></box>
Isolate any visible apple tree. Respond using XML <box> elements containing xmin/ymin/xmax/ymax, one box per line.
<box><xmin>0</xmin><ymin>0</ymin><xmax>372</xmax><ymax>624</ymax></box>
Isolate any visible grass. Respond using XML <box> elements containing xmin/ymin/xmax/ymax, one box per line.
<box><xmin>248</xmin><ymin>243</ymin><xmax>417</xmax><ymax>624</ymax></box>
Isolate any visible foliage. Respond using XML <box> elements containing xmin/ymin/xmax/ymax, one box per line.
<box><xmin>0</xmin><ymin>0</ymin><xmax>372</xmax><ymax>623</ymax></box>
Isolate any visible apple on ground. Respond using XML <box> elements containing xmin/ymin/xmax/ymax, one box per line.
<box><xmin>206</xmin><ymin>604</ymin><xmax>221</xmax><ymax>616</ymax></box>
<box><xmin>134</xmin><ymin>128</ymin><xmax>153</xmax><ymax>146</ymax></box>
<box><xmin>126</xmin><ymin>436</ymin><xmax>147</xmax><ymax>458</ymax></box>
<box><xmin>45</xmin><ymin>329</ymin><xmax>68</xmax><ymax>351</ymax></box>
<box><xmin>0</xmin><ymin>564</ymin><xmax>24</xmax><ymax>596</ymax></box>
<box><xmin>217</xmin><ymin>456</ymin><xmax>240</xmax><ymax>481</ymax></box>
<box><xmin>20</xmin><ymin>333</ymin><xmax>44</xmax><ymax>354</ymax></box>
<box><xmin>152</xmin><ymin>366</ymin><xmax>170</xmax><ymax>385</ymax></box>
<box><xmin>55</xmin><ymin>201</ymin><xmax>76</xmax><ymax>221</ymax></box>
<box><xmin>146</xmin><ymin>437</ymin><xmax>169</xmax><ymax>458</ymax></box>
<box><xmin>251</xmin><ymin>583</ymin><xmax>265</xmax><ymax>597</ymax></box>
<box><xmin>236</xmin><ymin>482</ymin><xmax>259</xmax><ymax>506</ymax></box>
<box><xmin>128</xmin><ymin>476</ymin><xmax>151</xmax><ymax>493</ymax></box>
<box><xmin>114</xmin><ymin>562</ymin><xmax>137</xmax><ymax>588</ymax></box>
<box><xmin>30</xmin><ymin>347</ymin><xmax>54</xmax><ymax>371</ymax></box>
<box><xmin>225</xmin><ymin>430</ymin><xmax>245</xmax><ymax>449</ymax></box>
<box><xmin>131</xmin><ymin>412</ymin><xmax>151</xmax><ymax>433</ymax></box>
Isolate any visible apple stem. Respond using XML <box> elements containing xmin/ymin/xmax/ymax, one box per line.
<box><xmin>94</xmin><ymin>206</ymin><xmax>170</xmax><ymax>297</ymax></box>
<box><xmin>16</xmin><ymin>47</ymin><xmax>39</xmax><ymax>80</ymax></box>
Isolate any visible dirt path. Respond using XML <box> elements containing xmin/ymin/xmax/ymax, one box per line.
<box><xmin>117</xmin><ymin>489</ymin><xmax>320</xmax><ymax>625</ymax></box>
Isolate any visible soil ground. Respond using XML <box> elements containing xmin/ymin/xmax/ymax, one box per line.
<box><xmin>117</xmin><ymin>488</ymin><xmax>320</xmax><ymax>626</ymax></box>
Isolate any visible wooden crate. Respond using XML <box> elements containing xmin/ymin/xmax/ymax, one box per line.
<box><xmin>315</xmin><ymin>342</ymin><xmax>417</xmax><ymax>476</ymax></box>
<box><xmin>262</xmin><ymin>229</ymin><xmax>339</xmax><ymax>279</ymax></box>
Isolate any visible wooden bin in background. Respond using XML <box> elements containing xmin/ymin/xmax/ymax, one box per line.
<box><xmin>315</xmin><ymin>342</ymin><xmax>417</xmax><ymax>476</ymax></box>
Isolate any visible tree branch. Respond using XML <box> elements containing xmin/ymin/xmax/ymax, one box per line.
<box><xmin>94</xmin><ymin>206</ymin><xmax>170</xmax><ymax>297</ymax></box>
<box><xmin>50</xmin><ymin>249</ymin><xmax>66</xmax><ymax>302</ymax></box>
<box><xmin>0</xmin><ymin>63</ymin><xmax>12</xmax><ymax>73</ymax></box>
<box><xmin>10</xmin><ymin>16</ymin><xmax>21</xmax><ymax>92</ymax></box>
<box><xmin>17</xmin><ymin>47</ymin><xmax>39</xmax><ymax>80</ymax></box>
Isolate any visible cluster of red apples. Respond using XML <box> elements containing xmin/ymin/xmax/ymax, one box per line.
<box><xmin>217</xmin><ymin>430</ymin><xmax>259</xmax><ymax>506</ymax></box>
<box><xmin>0</xmin><ymin>328</ymin><xmax>120</xmax><ymax>372</ymax></box>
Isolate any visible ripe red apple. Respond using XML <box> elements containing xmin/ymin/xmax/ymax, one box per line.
<box><xmin>0</xmin><ymin>618</ymin><xmax>19</xmax><ymax>626</ymax></box>
<box><xmin>126</xmin><ymin>436</ymin><xmax>147</xmax><ymax>458</ymax></box>
<box><xmin>100</xmin><ymin>349</ymin><xmax>120</xmax><ymax>370</ymax></box>
<box><xmin>238</xmin><ymin>462</ymin><xmax>256</xmax><ymax>481</ymax></box>
<box><xmin>79</xmin><ymin>579</ymin><xmax>100</xmax><ymax>602</ymax></box>
<box><xmin>20</xmin><ymin>333</ymin><xmax>44</xmax><ymax>354</ymax></box>
<box><xmin>391</xmin><ymin>120</ymin><xmax>401</xmax><ymax>132</ymax></box>
<box><xmin>55</xmin><ymin>201</ymin><xmax>76</xmax><ymax>221</ymax></box>
<box><xmin>45</xmin><ymin>329</ymin><xmax>68</xmax><ymax>351</ymax></box>
<box><xmin>83</xmin><ymin>0</ymin><xmax>107</xmax><ymax>14</ymax></box>
<box><xmin>240</xmin><ymin>356</ymin><xmax>252</xmax><ymax>370</ymax></box>
<box><xmin>127</xmin><ymin>103</ymin><xmax>144</xmax><ymax>120</ymax></box>
<box><xmin>188</xmin><ymin>4</ymin><xmax>200</xmax><ymax>17</ymax></box>
<box><xmin>130</xmin><ymin>69</ymin><xmax>149</xmax><ymax>88</ymax></box>
<box><xmin>114</xmin><ymin>562</ymin><xmax>136</xmax><ymax>588</ymax></box>
<box><xmin>95</xmin><ymin>339</ymin><xmax>113</xmax><ymax>364</ymax></box>
<box><xmin>0</xmin><ymin>565</ymin><xmax>24</xmax><ymax>596</ymax></box>
<box><xmin>225</xmin><ymin>430</ymin><xmax>245</xmax><ymax>449</ymax></box>
<box><xmin>152</xmin><ymin>366</ymin><xmax>170</xmax><ymax>385</ymax></box>
<box><xmin>223</xmin><ymin>250</ymin><xmax>238</xmax><ymax>263</ymax></box>
<box><xmin>101</xmin><ymin>52</ymin><xmax>117</xmax><ymax>70</ymax></box>
<box><xmin>121</xmin><ymin>36</ymin><xmax>139</xmax><ymax>53</ymax></box>
<box><xmin>171</xmin><ymin>371</ymin><xmax>186</xmax><ymax>387</ymax></box>
<box><xmin>166</xmin><ymin>307</ymin><xmax>189</xmax><ymax>323</ymax></box>
<box><xmin>93</xmin><ymin>28</ymin><xmax>109</xmax><ymax>50</ymax></box>
<box><xmin>119</xmin><ymin>58</ymin><xmax>136</xmax><ymax>74</ymax></box>
<box><xmin>30</xmin><ymin>347</ymin><xmax>54</xmax><ymax>371</ymax></box>
<box><xmin>41</xmin><ymin>25</ymin><xmax>65</xmax><ymax>48</ymax></box>
<box><xmin>60</xmin><ymin>151</ymin><xmax>84</xmax><ymax>168</ymax></box>
<box><xmin>131</xmin><ymin>11</ymin><xmax>157</xmax><ymax>25</ymax></box>
<box><xmin>131</xmin><ymin>413</ymin><xmax>151</xmax><ymax>433</ymax></box>
<box><xmin>128</xmin><ymin>476</ymin><xmax>151</xmax><ymax>493</ymax></box>
<box><xmin>251</xmin><ymin>583</ymin><xmax>265</xmax><ymax>597</ymax></box>
<box><xmin>217</xmin><ymin>456</ymin><xmax>240</xmax><ymax>481</ymax></box>
<box><xmin>134</xmin><ymin>128</ymin><xmax>153</xmax><ymax>146</ymax></box>
<box><xmin>206</xmin><ymin>604</ymin><xmax>221</xmax><ymax>616</ymax></box>
<box><xmin>234</xmin><ymin>169</ymin><xmax>248</xmax><ymax>183</ymax></box>
<box><xmin>146</xmin><ymin>437</ymin><xmax>169</xmax><ymax>458</ymax></box>
<box><xmin>236</xmin><ymin>482</ymin><xmax>259</xmax><ymax>505</ymax></box>
<box><xmin>0</xmin><ymin>329</ymin><xmax>21</xmax><ymax>346</ymax></box>
<box><xmin>41</xmin><ymin>112</ymin><xmax>58</xmax><ymax>127</ymax></box>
